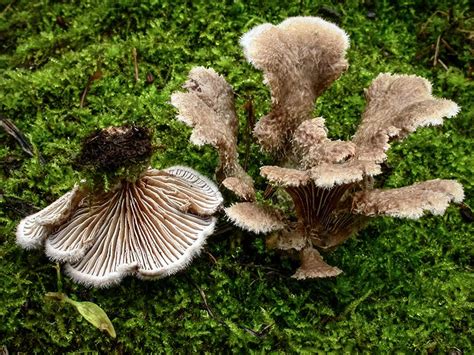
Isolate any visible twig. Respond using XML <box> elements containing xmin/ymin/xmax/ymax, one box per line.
<box><xmin>243</xmin><ymin>98</ymin><xmax>255</xmax><ymax>171</ymax></box>
<box><xmin>438</xmin><ymin>58</ymin><xmax>448</xmax><ymax>71</ymax></box>
<box><xmin>433</xmin><ymin>35</ymin><xmax>441</xmax><ymax>67</ymax></box>
<box><xmin>80</xmin><ymin>70</ymin><xmax>102</xmax><ymax>108</ymax></box>
<box><xmin>440</xmin><ymin>38</ymin><xmax>456</xmax><ymax>54</ymax></box>
<box><xmin>0</xmin><ymin>116</ymin><xmax>34</xmax><ymax>157</ymax></box>
<box><xmin>80</xmin><ymin>83</ymin><xmax>90</xmax><ymax>108</ymax></box>
<box><xmin>418</xmin><ymin>10</ymin><xmax>449</xmax><ymax>35</ymax></box>
<box><xmin>0</xmin><ymin>0</ymin><xmax>15</xmax><ymax>16</ymax></box>
<box><xmin>132</xmin><ymin>48</ymin><xmax>139</xmax><ymax>82</ymax></box>
<box><xmin>205</xmin><ymin>250</ymin><xmax>218</xmax><ymax>264</ymax></box>
<box><xmin>194</xmin><ymin>280</ymin><xmax>215</xmax><ymax>318</ymax></box>
<box><xmin>0</xmin><ymin>114</ymin><xmax>45</xmax><ymax>163</ymax></box>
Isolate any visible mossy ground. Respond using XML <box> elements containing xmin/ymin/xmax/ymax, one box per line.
<box><xmin>1</xmin><ymin>0</ymin><xmax>473</xmax><ymax>352</ymax></box>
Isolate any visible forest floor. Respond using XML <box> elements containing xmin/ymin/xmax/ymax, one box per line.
<box><xmin>1</xmin><ymin>0</ymin><xmax>473</xmax><ymax>352</ymax></box>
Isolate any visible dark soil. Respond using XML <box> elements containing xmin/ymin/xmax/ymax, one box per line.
<box><xmin>74</xmin><ymin>126</ymin><xmax>153</xmax><ymax>174</ymax></box>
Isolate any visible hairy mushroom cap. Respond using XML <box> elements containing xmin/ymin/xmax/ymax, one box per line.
<box><xmin>292</xmin><ymin>247</ymin><xmax>342</xmax><ymax>279</ymax></box>
<box><xmin>352</xmin><ymin>179</ymin><xmax>464</xmax><ymax>219</ymax></box>
<box><xmin>240</xmin><ymin>17</ymin><xmax>349</xmax><ymax>153</ymax></box>
<box><xmin>309</xmin><ymin>160</ymin><xmax>381</xmax><ymax>188</ymax></box>
<box><xmin>260</xmin><ymin>166</ymin><xmax>311</xmax><ymax>187</ymax></box>
<box><xmin>353</xmin><ymin>74</ymin><xmax>460</xmax><ymax>163</ymax></box>
<box><xmin>224</xmin><ymin>202</ymin><xmax>285</xmax><ymax>234</ymax></box>
<box><xmin>18</xmin><ymin>167</ymin><xmax>222</xmax><ymax>287</ymax></box>
<box><xmin>222</xmin><ymin>176</ymin><xmax>256</xmax><ymax>201</ymax></box>
<box><xmin>293</xmin><ymin>118</ymin><xmax>356</xmax><ymax>168</ymax></box>
<box><xmin>286</xmin><ymin>74</ymin><xmax>459</xmax><ymax>189</ymax></box>
<box><xmin>292</xmin><ymin>117</ymin><xmax>328</xmax><ymax>151</ymax></box>
<box><xmin>16</xmin><ymin>186</ymin><xmax>86</xmax><ymax>249</ymax></box>
<box><xmin>171</xmin><ymin>67</ymin><xmax>255</xmax><ymax>200</ymax></box>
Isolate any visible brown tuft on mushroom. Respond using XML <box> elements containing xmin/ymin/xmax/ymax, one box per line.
<box><xmin>75</xmin><ymin>126</ymin><xmax>154</xmax><ymax>175</ymax></box>
<box><xmin>17</xmin><ymin>166</ymin><xmax>223</xmax><ymax>287</ymax></box>
<box><xmin>171</xmin><ymin>67</ymin><xmax>255</xmax><ymax>201</ymax></box>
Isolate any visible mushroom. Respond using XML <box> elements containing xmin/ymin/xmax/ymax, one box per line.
<box><xmin>171</xmin><ymin>67</ymin><xmax>255</xmax><ymax>200</ymax></box>
<box><xmin>17</xmin><ymin>166</ymin><xmax>223</xmax><ymax>287</ymax></box>
<box><xmin>240</xmin><ymin>16</ymin><xmax>349</xmax><ymax>154</ymax></box>
<box><xmin>175</xmin><ymin>16</ymin><xmax>464</xmax><ymax>279</ymax></box>
<box><xmin>227</xmin><ymin>73</ymin><xmax>462</xmax><ymax>276</ymax></box>
<box><xmin>292</xmin><ymin>247</ymin><xmax>342</xmax><ymax>280</ymax></box>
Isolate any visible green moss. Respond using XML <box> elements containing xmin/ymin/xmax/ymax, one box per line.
<box><xmin>1</xmin><ymin>0</ymin><xmax>472</xmax><ymax>352</ymax></box>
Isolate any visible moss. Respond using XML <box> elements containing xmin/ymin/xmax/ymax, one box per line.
<box><xmin>1</xmin><ymin>0</ymin><xmax>472</xmax><ymax>352</ymax></box>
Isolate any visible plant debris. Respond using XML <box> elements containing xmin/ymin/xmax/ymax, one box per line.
<box><xmin>74</xmin><ymin>125</ymin><xmax>153</xmax><ymax>175</ymax></box>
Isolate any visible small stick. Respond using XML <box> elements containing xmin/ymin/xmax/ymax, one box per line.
<box><xmin>205</xmin><ymin>251</ymin><xmax>218</xmax><ymax>264</ymax></box>
<box><xmin>440</xmin><ymin>38</ymin><xmax>456</xmax><ymax>54</ymax></box>
<box><xmin>132</xmin><ymin>48</ymin><xmax>139</xmax><ymax>82</ymax></box>
<box><xmin>1</xmin><ymin>0</ymin><xmax>15</xmax><ymax>16</ymax></box>
<box><xmin>438</xmin><ymin>58</ymin><xmax>448</xmax><ymax>71</ymax></box>
<box><xmin>242</xmin><ymin>98</ymin><xmax>255</xmax><ymax>171</ymax></box>
<box><xmin>80</xmin><ymin>70</ymin><xmax>102</xmax><ymax>108</ymax></box>
<box><xmin>79</xmin><ymin>85</ymin><xmax>90</xmax><ymax>108</ymax></box>
<box><xmin>0</xmin><ymin>116</ymin><xmax>34</xmax><ymax>157</ymax></box>
<box><xmin>194</xmin><ymin>282</ymin><xmax>215</xmax><ymax>319</ymax></box>
<box><xmin>0</xmin><ymin>115</ymin><xmax>45</xmax><ymax>163</ymax></box>
<box><xmin>433</xmin><ymin>35</ymin><xmax>441</xmax><ymax>67</ymax></box>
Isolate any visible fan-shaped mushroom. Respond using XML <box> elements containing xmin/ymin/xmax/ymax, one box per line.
<box><xmin>17</xmin><ymin>166</ymin><xmax>223</xmax><ymax>287</ymax></box>
<box><xmin>171</xmin><ymin>67</ymin><xmax>255</xmax><ymax>200</ymax></box>
<box><xmin>172</xmin><ymin>16</ymin><xmax>464</xmax><ymax>279</ymax></box>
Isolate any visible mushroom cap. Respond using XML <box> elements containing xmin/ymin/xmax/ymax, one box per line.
<box><xmin>292</xmin><ymin>247</ymin><xmax>342</xmax><ymax>279</ymax></box>
<box><xmin>224</xmin><ymin>202</ymin><xmax>285</xmax><ymax>234</ymax></box>
<box><xmin>241</xmin><ymin>17</ymin><xmax>349</xmax><ymax>153</ymax></box>
<box><xmin>352</xmin><ymin>179</ymin><xmax>464</xmax><ymax>219</ymax></box>
<box><xmin>171</xmin><ymin>67</ymin><xmax>256</xmax><ymax>200</ymax></box>
<box><xmin>18</xmin><ymin>166</ymin><xmax>222</xmax><ymax>287</ymax></box>
<box><xmin>16</xmin><ymin>185</ymin><xmax>85</xmax><ymax>249</ymax></box>
<box><xmin>260</xmin><ymin>166</ymin><xmax>310</xmax><ymax>187</ymax></box>
<box><xmin>353</xmin><ymin>73</ymin><xmax>460</xmax><ymax>163</ymax></box>
<box><xmin>222</xmin><ymin>176</ymin><xmax>255</xmax><ymax>201</ymax></box>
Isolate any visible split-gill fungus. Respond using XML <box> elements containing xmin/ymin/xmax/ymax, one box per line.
<box><xmin>171</xmin><ymin>67</ymin><xmax>256</xmax><ymax>201</ymax></box>
<box><xmin>17</xmin><ymin>126</ymin><xmax>223</xmax><ymax>287</ymax></box>
<box><xmin>173</xmin><ymin>17</ymin><xmax>464</xmax><ymax>279</ymax></box>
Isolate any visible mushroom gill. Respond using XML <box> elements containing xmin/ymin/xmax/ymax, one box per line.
<box><xmin>17</xmin><ymin>167</ymin><xmax>223</xmax><ymax>287</ymax></box>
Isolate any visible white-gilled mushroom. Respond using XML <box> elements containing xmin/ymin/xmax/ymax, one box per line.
<box><xmin>16</xmin><ymin>185</ymin><xmax>86</xmax><ymax>250</ymax></box>
<box><xmin>17</xmin><ymin>166</ymin><xmax>223</xmax><ymax>287</ymax></box>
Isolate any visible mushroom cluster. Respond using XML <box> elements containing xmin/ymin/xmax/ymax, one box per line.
<box><xmin>172</xmin><ymin>17</ymin><xmax>464</xmax><ymax>279</ymax></box>
<box><xmin>17</xmin><ymin>127</ymin><xmax>223</xmax><ymax>287</ymax></box>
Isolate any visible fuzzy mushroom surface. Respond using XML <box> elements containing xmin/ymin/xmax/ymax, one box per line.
<box><xmin>16</xmin><ymin>166</ymin><xmax>223</xmax><ymax>287</ymax></box>
<box><xmin>172</xmin><ymin>16</ymin><xmax>464</xmax><ymax>280</ymax></box>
